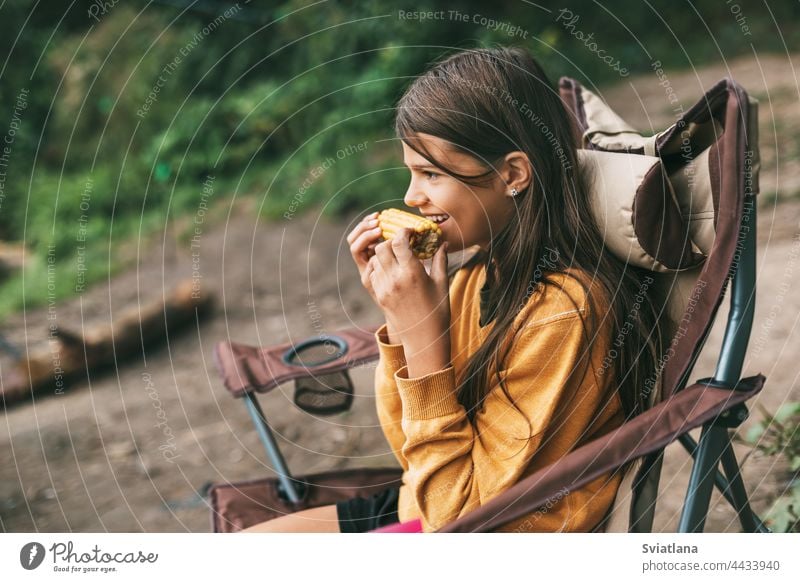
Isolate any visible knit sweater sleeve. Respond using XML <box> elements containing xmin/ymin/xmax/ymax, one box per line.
<box><xmin>373</xmin><ymin>264</ymin><xmax>475</xmax><ymax>472</ymax></box>
<box><xmin>394</xmin><ymin>310</ymin><xmax>611</xmax><ymax>532</ymax></box>
<box><xmin>373</xmin><ymin>323</ymin><xmax>409</xmax><ymax>471</ymax></box>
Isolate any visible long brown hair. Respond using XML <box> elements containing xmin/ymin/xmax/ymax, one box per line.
<box><xmin>395</xmin><ymin>47</ymin><xmax>666</xmax><ymax>429</ymax></box>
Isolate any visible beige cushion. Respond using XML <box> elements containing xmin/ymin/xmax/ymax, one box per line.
<box><xmin>579</xmin><ymin>87</ymin><xmax>647</xmax><ymax>152</ymax></box>
<box><xmin>667</xmin><ymin>148</ymin><xmax>716</xmax><ymax>255</ymax></box>
<box><xmin>572</xmin><ymin>83</ymin><xmax>732</xmax><ymax>262</ymax></box>
<box><xmin>580</xmin><ymin>149</ymin><xmax>701</xmax><ymax>271</ymax></box>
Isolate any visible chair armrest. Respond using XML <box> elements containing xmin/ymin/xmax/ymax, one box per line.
<box><xmin>437</xmin><ymin>374</ymin><xmax>765</xmax><ymax>532</ymax></box>
<box><xmin>213</xmin><ymin>324</ymin><xmax>382</xmax><ymax>398</ymax></box>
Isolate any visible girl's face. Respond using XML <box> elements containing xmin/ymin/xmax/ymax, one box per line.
<box><xmin>401</xmin><ymin>134</ymin><xmax>516</xmax><ymax>252</ymax></box>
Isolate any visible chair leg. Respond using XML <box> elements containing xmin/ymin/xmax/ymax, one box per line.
<box><xmin>244</xmin><ymin>393</ymin><xmax>303</xmax><ymax>504</ymax></box>
<box><xmin>719</xmin><ymin>443</ymin><xmax>769</xmax><ymax>532</ymax></box>
<box><xmin>678</xmin><ymin>423</ymin><xmax>731</xmax><ymax>532</ymax></box>
<box><xmin>630</xmin><ymin>451</ymin><xmax>663</xmax><ymax>533</ymax></box>
<box><xmin>679</xmin><ymin>433</ymin><xmax>734</xmax><ymax>500</ymax></box>
<box><xmin>679</xmin><ymin>432</ymin><xmax>768</xmax><ymax>532</ymax></box>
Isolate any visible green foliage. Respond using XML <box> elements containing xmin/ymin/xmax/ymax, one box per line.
<box><xmin>2</xmin><ymin>0</ymin><xmax>799</xmax><ymax>312</ymax></box>
<box><xmin>766</xmin><ymin>481</ymin><xmax>800</xmax><ymax>534</ymax></box>
<box><xmin>740</xmin><ymin>402</ymin><xmax>800</xmax><ymax>532</ymax></box>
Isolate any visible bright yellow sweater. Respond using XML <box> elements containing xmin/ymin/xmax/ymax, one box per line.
<box><xmin>373</xmin><ymin>257</ymin><xmax>625</xmax><ymax>532</ymax></box>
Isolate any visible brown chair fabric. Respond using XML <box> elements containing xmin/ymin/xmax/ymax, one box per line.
<box><xmin>213</xmin><ymin>326</ymin><xmax>381</xmax><ymax>398</ymax></box>
<box><xmin>209</xmin><ymin>467</ymin><xmax>403</xmax><ymax>532</ymax></box>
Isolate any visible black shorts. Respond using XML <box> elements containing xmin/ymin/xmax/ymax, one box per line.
<box><xmin>336</xmin><ymin>486</ymin><xmax>401</xmax><ymax>533</ymax></box>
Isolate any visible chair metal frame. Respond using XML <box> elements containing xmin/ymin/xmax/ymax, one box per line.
<box><xmin>674</xmin><ymin>195</ymin><xmax>767</xmax><ymax>533</ymax></box>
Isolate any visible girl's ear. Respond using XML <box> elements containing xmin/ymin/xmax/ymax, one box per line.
<box><xmin>500</xmin><ymin>151</ymin><xmax>533</xmax><ymax>195</ymax></box>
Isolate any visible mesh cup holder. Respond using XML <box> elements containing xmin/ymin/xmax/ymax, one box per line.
<box><xmin>282</xmin><ymin>334</ymin><xmax>354</xmax><ymax>416</ymax></box>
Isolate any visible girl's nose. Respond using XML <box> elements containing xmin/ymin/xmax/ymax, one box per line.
<box><xmin>403</xmin><ymin>181</ymin><xmax>427</xmax><ymax>208</ymax></box>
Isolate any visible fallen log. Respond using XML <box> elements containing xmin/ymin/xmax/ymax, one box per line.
<box><xmin>1</xmin><ymin>279</ymin><xmax>214</xmax><ymax>407</ymax></box>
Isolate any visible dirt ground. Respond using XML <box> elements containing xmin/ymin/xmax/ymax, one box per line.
<box><xmin>2</xmin><ymin>53</ymin><xmax>799</xmax><ymax>533</ymax></box>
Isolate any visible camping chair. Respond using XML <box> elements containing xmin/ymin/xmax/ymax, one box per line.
<box><xmin>208</xmin><ymin>76</ymin><xmax>767</xmax><ymax>533</ymax></box>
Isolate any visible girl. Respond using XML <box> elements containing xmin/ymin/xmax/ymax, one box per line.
<box><xmin>243</xmin><ymin>46</ymin><xmax>664</xmax><ymax>533</ymax></box>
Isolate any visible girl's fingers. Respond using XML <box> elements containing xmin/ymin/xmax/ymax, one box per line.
<box><xmin>346</xmin><ymin>221</ymin><xmax>370</xmax><ymax>245</ymax></box>
<box><xmin>346</xmin><ymin>212</ymin><xmax>380</xmax><ymax>244</ymax></box>
<box><xmin>430</xmin><ymin>241</ymin><xmax>449</xmax><ymax>285</ymax></box>
<box><xmin>352</xmin><ymin>225</ymin><xmax>383</xmax><ymax>251</ymax></box>
<box><xmin>373</xmin><ymin>239</ymin><xmax>401</xmax><ymax>277</ymax></box>
<box><xmin>373</xmin><ymin>237</ymin><xmax>391</xmax><ymax>261</ymax></box>
<box><xmin>389</xmin><ymin>228</ymin><xmax>414</xmax><ymax>263</ymax></box>
<box><xmin>368</xmin><ymin>254</ymin><xmax>384</xmax><ymax>275</ymax></box>
<box><xmin>350</xmin><ymin>227</ymin><xmax>384</xmax><ymax>265</ymax></box>
<box><xmin>360</xmin><ymin>260</ymin><xmax>374</xmax><ymax>288</ymax></box>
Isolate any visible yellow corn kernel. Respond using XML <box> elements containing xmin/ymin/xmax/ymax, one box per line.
<box><xmin>377</xmin><ymin>208</ymin><xmax>443</xmax><ymax>260</ymax></box>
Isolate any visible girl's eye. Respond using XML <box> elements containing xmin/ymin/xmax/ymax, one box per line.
<box><xmin>424</xmin><ymin>171</ymin><xmax>439</xmax><ymax>181</ymax></box>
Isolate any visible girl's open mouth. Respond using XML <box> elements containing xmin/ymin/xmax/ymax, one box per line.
<box><xmin>427</xmin><ymin>214</ymin><xmax>450</xmax><ymax>226</ymax></box>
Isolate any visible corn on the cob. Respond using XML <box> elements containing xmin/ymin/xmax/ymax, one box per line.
<box><xmin>377</xmin><ymin>208</ymin><xmax>443</xmax><ymax>260</ymax></box>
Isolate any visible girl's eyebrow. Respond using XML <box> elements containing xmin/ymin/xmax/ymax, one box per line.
<box><xmin>406</xmin><ymin>163</ymin><xmax>437</xmax><ymax>170</ymax></box>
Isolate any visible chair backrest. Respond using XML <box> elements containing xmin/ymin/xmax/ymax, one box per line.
<box><xmin>557</xmin><ymin>76</ymin><xmax>760</xmax><ymax>531</ymax></box>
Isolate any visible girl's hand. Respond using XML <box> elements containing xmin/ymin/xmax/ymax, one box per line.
<box><xmin>367</xmin><ymin>228</ymin><xmax>451</xmax><ymax>351</ymax></box>
<box><xmin>347</xmin><ymin>211</ymin><xmax>384</xmax><ymax>307</ymax></box>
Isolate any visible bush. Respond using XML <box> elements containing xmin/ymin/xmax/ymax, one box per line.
<box><xmin>740</xmin><ymin>402</ymin><xmax>800</xmax><ymax>532</ymax></box>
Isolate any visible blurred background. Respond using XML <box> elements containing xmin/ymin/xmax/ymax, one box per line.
<box><xmin>1</xmin><ymin>0</ymin><xmax>799</xmax><ymax>533</ymax></box>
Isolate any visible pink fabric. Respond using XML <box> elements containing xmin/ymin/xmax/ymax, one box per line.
<box><xmin>371</xmin><ymin>519</ymin><xmax>423</xmax><ymax>533</ymax></box>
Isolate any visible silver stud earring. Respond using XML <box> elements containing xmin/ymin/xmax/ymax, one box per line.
<box><xmin>510</xmin><ymin>188</ymin><xmax>519</xmax><ymax>197</ymax></box>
